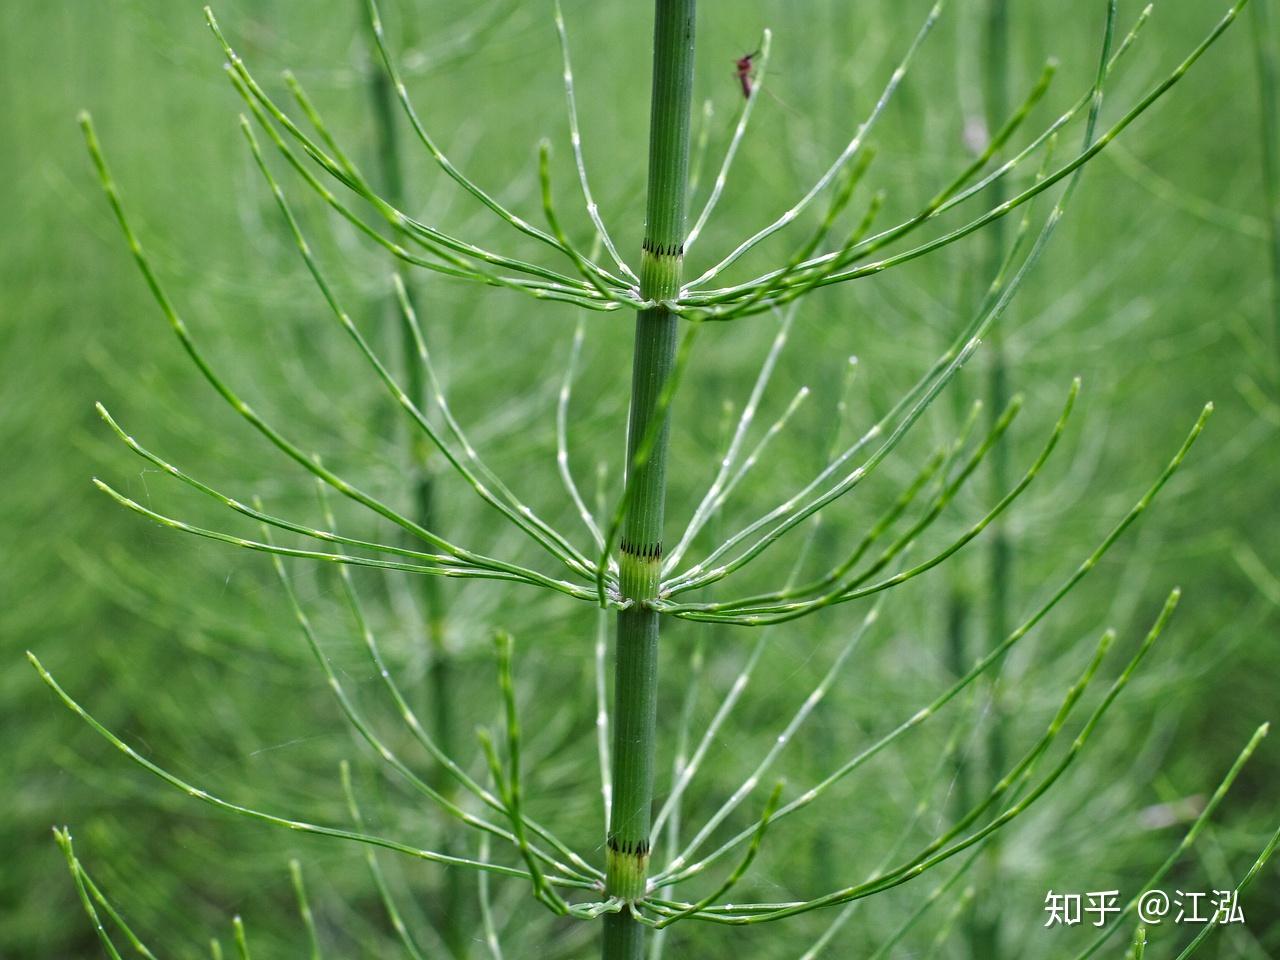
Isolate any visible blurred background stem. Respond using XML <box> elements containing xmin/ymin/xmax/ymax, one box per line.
<box><xmin>975</xmin><ymin>1</ymin><xmax>1010</xmax><ymax>958</ymax></box>
<box><xmin>364</xmin><ymin>10</ymin><xmax>465</xmax><ymax>955</ymax></box>
<box><xmin>1254</xmin><ymin>0</ymin><xmax>1280</xmax><ymax>380</ymax></box>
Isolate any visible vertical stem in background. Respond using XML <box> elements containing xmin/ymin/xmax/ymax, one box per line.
<box><xmin>975</xmin><ymin>2</ymin><xmax>1009</xmax><ymax>959</ymax></box>
<box><xmin>365</xmin><ymin>19</ymin><xmax>465</xmax><ymax>958</ymax></box>
<box><xmin>943</xmin><ymin>591</ymin><xmax>971</xmax><ymax>788</ymax></box>
<box><xmin>368</xmin><ymin>17</ymin><xmax>451</xmax><ymax>759</ymax></box>
<box><xmin>1254</xmin><ymin>0</ymin><xmax>1280</xmax><ymax>377</ymax></box>
<box><xmin>604</xmin><ymin>2</ymin><xmax>696</xmax><ymax>957</ymax></box>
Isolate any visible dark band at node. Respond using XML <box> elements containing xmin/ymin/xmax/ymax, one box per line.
<box><xmin>619</xmin><ymin>539</ymin><xmax>663</xmax><ymax>561</ymax></box>
<box><xmin>607</xmin><ymin>834</ymin><xmax>652</xmax><ymax>857</ymax></box>
<box><xmin>641</xmin><ymin>238</ymin><xmax>685</xmax><ymax>258</ymax></box>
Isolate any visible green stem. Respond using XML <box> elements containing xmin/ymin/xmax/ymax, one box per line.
<box><xmin>604</xmin><ymin>1</ymin><xmax>696</xmax><ymax>956</ymax></box>
<box><xmin>977</xmin><ymin>2</ymin><xmax>1010</xmax><ymax>959</ymax></box>
<box><xmin>365</xmin><ymin>14</ymin><xmax>465</xmax><ymax>956</ymax></box>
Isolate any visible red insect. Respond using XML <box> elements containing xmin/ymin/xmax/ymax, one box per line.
<box><xmin>735</xmin><ymin>49</ymin><xmax>760</xmax><ymax>99</ymax></box>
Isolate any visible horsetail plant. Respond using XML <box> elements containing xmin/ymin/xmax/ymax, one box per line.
<box><xmin>36</xmin><ymin>1</ymin><xmax>1280</xmax><ymax>958</ymax></box>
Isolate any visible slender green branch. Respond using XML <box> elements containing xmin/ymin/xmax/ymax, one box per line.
<box><xmin>653</xmin><ymin>405</ymin><xmax>1211</xmax><ymax>885</ymax></box>
<box><xmin>29</xmin><ymin>653</ymin><xmax>598</xmax><ymax>888</ymax></box>
<box><xmin>265</xmin><ymin>521</ymin><xmax>594</xmax><ymax>883</ymax></box>
<box><xmin>686</xmin><ymin>2</ymin><xmax>943</xmax><ymax>289</ymax></box>
<box><xmin>678</xmin><ymin>391</ymin><xmax>1028</xmax><ymax>616</ymax></box>
<box><xmin>553</xmin><ymin>0</ymin><xmax>640</xmax><ymax>286</ymax></box>
<box><xmin>694</xmin><ymin>0</ymin><xmax>1248</xmax><ymax>308</ymax></box>
<box><xmin>1068</xmin><ymin>723</ymin><xmax>1272</xmax><ymax>960</ymax></box>
<box><xmin>1168</xmin><ymin>822</ymin><xmax>1280</xmax><ymax>960</ymax></box>
<box><xmin>660</xmin><ymin>598</ymin><xmax>884</xmax><ymax>875</ymax></box>
<box><xmin>477</xmin><ymin>834</ymin><xmax>506</xmax><ymax>960</ymax></box>
<box><xmin>652</xmin><ymin>592</ymin><xmax>1180</xmax><ymax>922</ymax></box>
<box><xmin>288</xmin><ymin>860</ymin><xmax>322</xmax><ymax>960</ymax></box>
<box><xmin>217</xmin><ymin>35</ymin><xmax>625</xmax><ymax>309</ymax></box>
<box><xmin>540</xmin><ymin>141</ymin><xmax>632</xmax><ymax>305</ymax></box>
<box><xmin>340</xmin><ymin>763</ymin><xmax>432</xmax><ymax>960</ymax></box>
<box><xmin>260</xmin><ymin>47</ymin><xmax>620</xmax><ymax>302</ymax></box>
<box><xmin>362</xmin><ymin>0</ymin><xmax>628</xmax><ymax>289</ymax></box>
<box><xmin>648</xmin><ymin>635</ymin><xmax>765</xmax><ymax>840</ymax></box>
<box><xmin>649</xmin><ymin>782</ymin><xmax>783</xmax><ymax>928</ymax></box>
<box><xmin>666</xmin><ymin>306</ymin><xmax>796</xmax><ymax>572</ymax></box>
<box><xmin>54</xmin><ymin>828</ymin><xmax>155</xmax><ymax>960</ymax></box>
<box><xmin>559</xmin><ymin>320</ymin><xmax>609</xmax><ymax>552</ymax></box>
<box><xmin>492</xmin><ymin>630</ymin><xmax>571</xmax><ymax>913</ymax></box>
<box><xmin>80</xmin><ymin>113</ymin><xmax>589</xmax><ymax>592</ymax></box>
<box><xmin>686</xmin><ymin>45</ymin><xmax>1055</xmax><ymax>312</ymax></box>
<box><xmin>239</xmin><ymin>115</ymin><xmax>600</xmax><ymax>581</ymax></box>
<box><xmin>730</xmin><ymin>149</ymin><xmax>877</xmax><ymax>314</ymax></box>
<box><xmin>317</xmin><ymin>485</ymin><xmax>603</xmax><ymax>881</ymax></box>
<box><xmin>683</xmin><ymin>29</ymin><xmax>772</xmax><ymax>253</ymax></box>
<box><xmin>232</xmin><ymin>917</ymin><xmax>252</xmax><ymax>960</ymax></box>
<box><xmin>661</xmin><ymin>168</ymin><xmax>1052</xmax><ymax>596</ymax></box>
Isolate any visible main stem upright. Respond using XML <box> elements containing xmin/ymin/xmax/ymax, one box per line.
<box><xmin>603</xmin><ymin>1</ymin><xmax>696</xmax><ymax>957</ymax></box>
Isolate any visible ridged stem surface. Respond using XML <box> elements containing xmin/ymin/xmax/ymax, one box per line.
<box><xmin>604</xmin><ymin>1</ymin><xmax>696</xmax><ymax>956</ymax></box>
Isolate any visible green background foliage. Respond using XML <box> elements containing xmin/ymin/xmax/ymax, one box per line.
<box><xmin>2</xmin><ymin>0</ymin><xmax>1276</xmax><ymax>956</ymax></box>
